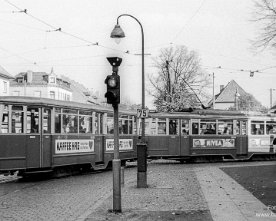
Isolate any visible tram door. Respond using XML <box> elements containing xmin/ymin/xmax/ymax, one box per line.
<box><xmin>41</xmin><ymin>108</ymin><xmax>52</xmax><ymax>167</ymax></box>
<box><xmin>168</xmin><ymin>119</ymin><xmax>181</xmax><ymax>155</ymax></box>
<box><xmin>26</xmin><ymin>107</ymin><xmax>41</xmax><ymax>168</ymax></box>
<box><xmin>180</xmin><ymin>119</ymin><xmax>190</xmax><ymax>156</ymax></box>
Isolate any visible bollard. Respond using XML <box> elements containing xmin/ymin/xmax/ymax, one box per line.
<box><xmin>137</xmin><ymin>142</ymin><xmax>147</xmax><ymax>188</ymax></box>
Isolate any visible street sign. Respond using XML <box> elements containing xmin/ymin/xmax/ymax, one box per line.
<box><xmin>137</xmin><ymin>109</ymin><xmax>149</xmax><ymax>118</ymax></box>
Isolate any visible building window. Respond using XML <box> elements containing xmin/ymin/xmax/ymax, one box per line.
<box><xmin>50</xmin><ymin>91</ymin><xmax>55</xmax><ymax>99</ymax></box>
<box><xmin>66</xmin><ymin>94</ymin><xmax>70</xmax><ymax>101</ymax></box>
<box><xmin>49</xmin><ymin>77</ymin><xmax>55</xmax><ymax>83</ymax></box>
<box><xmin>3</xmin><ymin>81</ymin><xmax>7</xmax><ymax>93</ymax></box>
<box><xmin>34</xmin><ymin>91</ymin><xmax>41</xmax><ymax>97</ymax></box>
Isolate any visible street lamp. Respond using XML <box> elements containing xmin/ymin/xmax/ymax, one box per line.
<box><xmin>111</xmin><ymin>14</ymin><xmax>147</xmax><ymax>188</ymax></box>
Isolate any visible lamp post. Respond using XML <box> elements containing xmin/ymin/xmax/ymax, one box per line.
<box><xmin>111</xmin><ymin>14</ymin><xmax>147</xmax><ymax>188</ymax></box>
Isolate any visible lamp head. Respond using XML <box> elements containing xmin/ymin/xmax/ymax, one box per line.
<box><xmin>110</xmin><ymin>24</ymin><xmax>125</xmax><ymax>44</ymax></box>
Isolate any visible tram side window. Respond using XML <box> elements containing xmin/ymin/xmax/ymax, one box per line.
<box><xmin>119</xmin><ymin>115</ymin><xmax>129</xmax><ymax>134</ymax></box>
<box><xmin>181</xmin><ymin>119</ymin><xmax>189</xmax><ymax>135</ymax></box>
<box><xmin>63</xmin><ymin>112</ymin><xmax>78</xmax><ymax>133</ymax></box>
<box><xmin>200</xmin><ymin>120</ymin><xmax>216</xmax><ymax>135</ymax></box>
<box><xmin>266</xmin><ymin>121</ymin><xmax>276</xmax><ymax>135</ymax></box>
<box><xmin>133</xmin><ymin>117</ymin><xmax>137</xmax><ymax>135</ymax></box>
<box><xmin>251</xmin><ymin>121</ymin><xmax>264</xmax><ymax>135</ymax></box>
<box><xmin>0</xmin><ymin>105</ymin><xmax>9</xmax><ymax>133</ymax></box>
<box><xmin>235</xmin><ymin>120</ymin><xmax>247</xmax><ymax>135</ymax></box>
<box><xmin>129</xmin><ymin>117</ymin><xmax>133</xmax><ymax>134</ymax></box>
<box><xmin>12</xmin><ymin>106</ymin><xmax>24</xmax><ymax>133</ymax></box>
<box><xmin>218</xmin><ymin>120</ymin><xmax>233</xmax><ymax>135</ymax></box>
<box><xmin>94</xmin><ymin>112</ymin><xmax>103</xmax><ymax>134</ymax></box>
<box><xmin>79</xmin><ymin>111</ymin><xmax>92</xmax><ymax>133</ymax></box>
<box><xmin>169</xmin><ymin>119</ymin><xmax>179</xmax><ymax>135</ymax></box>
<box><xmin>55</xmin><ymin>109</ymin><xmax>61</xmax><ymax>133</ymax></box>
<box><xmin>43</xmin><ymin>109</ymin><xmax>51</xmax><ymax>133</ymax></box>
<box><xmin>157</xmin><ymin>118</ymin><xmax>166</xmax><ymax>135</ymax></box>
<box><xmin>27</xmin><ymin>108</ymin><xmax>39</xmax><ymax>133</ymax></box>
<box><xmin>107</xmin><ymin>116</ymin><xmax>114</xmax><ymax>134</ymax></box>
<box><xmin>192</xmin><ymin>122</ymin><xmax>199</xmax><ymax>135</ymax></box>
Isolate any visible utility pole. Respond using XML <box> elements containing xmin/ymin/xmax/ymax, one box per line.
<box><xmin>166</xmin><ymin>60</ymin><xmax>171</xmax><ymax>103</ymax></box>
<box><xmin>270</xmin><ymin>88</ymin><xmax>275</xmax><ymax>108</ymax></box>
<box><xmin>212</xmin><ymin>72</ymin><xmax>215</xmax><ymax>109</ymax></box>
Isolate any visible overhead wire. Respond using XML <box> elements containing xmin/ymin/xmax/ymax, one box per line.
<box><xmin>3</xmin><ymin>0</ymin><xmax>132</xmax><ymax>55</ymax></box>
<box><xmin>171</xmin><ymin>0</ymin><xmax>206</xmax><ymax>42</ymax></box>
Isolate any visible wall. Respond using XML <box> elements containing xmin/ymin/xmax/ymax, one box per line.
<box><xmin>0</xmin><ymin>77</ymin><xmax>9</xmax><ymax>96</ymax></box>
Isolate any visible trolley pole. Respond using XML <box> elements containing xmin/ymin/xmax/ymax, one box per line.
<box><xmin>104</xmin><ymin>57</ymin><xmax>122</xmax><ymax>213</ymax></box>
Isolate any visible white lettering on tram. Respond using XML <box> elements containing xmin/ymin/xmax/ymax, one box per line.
<box><xmin>106</xmin><ymin>139</ymin><xmax>133</xmax><ymax>151</ymax></box>
<box><xmin>193</xmin><ymin>139</ymin><xmax>235</xmax><ymax>148</ymax></box>
<box><xmin>55</xmin><ymin>139</ymin><xmax>94</xmax><ymax>154</ymax></box>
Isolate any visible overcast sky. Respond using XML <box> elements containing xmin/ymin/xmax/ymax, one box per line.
<box><xmin>0</xmin><ymin>0</ymin><xmax>275</xmax><ymax>108</ymax></box>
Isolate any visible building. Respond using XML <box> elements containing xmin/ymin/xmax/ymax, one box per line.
<box><xmin>0</xmin><ymin>65</ymin><xmax>14</xmax><ymax>96</ymax></box>
<box><xmin>60</xmin><ymin>75</ymin><xmax>101</xmax><ymax>104</ymax></box>
<box><xmin>10</xmin><ymin>68</ymin><xmax>72</xmax><ymax>101</ymax></box>
<box><xmin>209</xmin><ymin>80</ymin><xmax>248</xmax><ymax>110</ymax></box>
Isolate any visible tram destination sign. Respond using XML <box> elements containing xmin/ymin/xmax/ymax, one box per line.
<box><xmin>55</xmin><ymin>139</ymin><xmax>94</xmax><ymax>154</ymax></box>
<box><xmin>193</xmin><ymin>138</ymin><xmax>235</xmax><ymax>148</ymax></box>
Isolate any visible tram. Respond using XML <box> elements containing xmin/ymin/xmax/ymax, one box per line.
<box><xmin>0</xmin><ymin>96</ymin><xmax>275</xmax><ymax>177</ymax></box>
<box><xmin>0</xmin><ymin>96</ymin><xmax>138</xmax><ymax>176</ymax></box>
<box><xmin>144</xmin><ymin>109</ymin><xmax>276</xmax><ymax>162</ymax></box>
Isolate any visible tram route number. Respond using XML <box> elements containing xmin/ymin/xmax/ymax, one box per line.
<box><xmin>137</xmin><ymin>108</ymin><xmax>149</xmax><ymax>118</ymax></box>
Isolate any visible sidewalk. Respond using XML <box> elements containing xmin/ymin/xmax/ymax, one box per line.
<box><xmin>81</xmin><ymin>163</ymin><xmax>275</xmax><ymax>221</ymax></box>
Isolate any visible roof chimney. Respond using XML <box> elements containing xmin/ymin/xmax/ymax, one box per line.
<box><xmin>27</xmin><ymin>70</ymin><xmax>33</xmax><ymax>83</ymax></box>
<box><xmin>220</xmin><ymin>85</ymin><xmax>224</xmax><ymax>92</ymax></box>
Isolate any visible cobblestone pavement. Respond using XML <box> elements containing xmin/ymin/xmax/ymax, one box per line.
<box><xmin>0</xmin><ymin>161</ymin><xmax>275</xmax><ymax>221</ymax></box>
<box><xmin>0</xmin><ymin>171</ymin><xmax>119</xmax><ymax>221</ymax></box>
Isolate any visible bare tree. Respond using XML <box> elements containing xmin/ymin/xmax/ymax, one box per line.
<box><xmin>148</xmin><ymin>45</ymin><xmax>210</xmax><ymax>112</ymax></box>
<box><xmin>229</xmin><ymin>93</ymin><xmax>268</xmax><ymax>113</ymax></box>
<box><xmin>252</xmin><ymin>0</ymin><xmax>276</xmax><ymax>50</ymax></box>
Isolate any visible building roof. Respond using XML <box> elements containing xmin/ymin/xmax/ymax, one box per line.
<box><xmin>215</xmin><ymin>80</ymin><xmax>247</xmax><ymax>103</ymax></box>
<box><xmin>11</xmin><ymin>71</ymin><xmax>71</xmax><ymax>91</ymax></box>
<box><xmin>0</xmin><ymin>65</ymin><xmax>14</xmax><ymax>79</ymax></box>
<box><xmin>60</xmin><ymin>75</ymin><xmax>99</xmax><ymax>104</ymax></box>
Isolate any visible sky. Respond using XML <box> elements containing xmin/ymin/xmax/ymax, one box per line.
<box><xmin>0</xmin><ymin>0</ymin><xmax>275</xmax><ymax>108</ymax></box>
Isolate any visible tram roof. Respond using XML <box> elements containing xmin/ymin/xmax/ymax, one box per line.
<box><xmin>0</xmin><ymin>96</ymin><xmax>136</xmax><ymax>115</ymax></box>
<box><xmin>150</xmin><ymin>109</ymin><xmax>248</xmax><ymax>119</ymax></box>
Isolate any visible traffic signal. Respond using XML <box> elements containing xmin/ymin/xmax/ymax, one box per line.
<box><xmin>105</xmin><ymin>74</ymin><xmax>120</xmax><ymax>104</ymax></box>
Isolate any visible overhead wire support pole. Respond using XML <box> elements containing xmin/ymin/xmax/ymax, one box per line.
<box><xmin>212</xmin><ymin>72</ymin><xmax>215</xmax><ymax>109</ymax></box>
